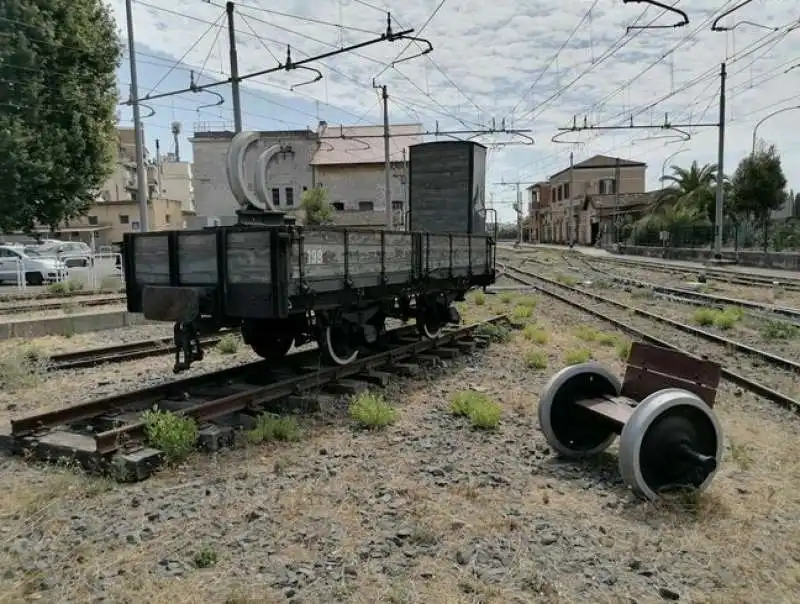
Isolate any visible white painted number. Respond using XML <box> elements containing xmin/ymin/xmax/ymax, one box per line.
<box><xmin>305</xmin><ymin>247</ymin><xmax>325</xmax><ymax>265</ymax></box>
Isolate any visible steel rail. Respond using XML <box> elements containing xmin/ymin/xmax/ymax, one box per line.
<box><xmin>499</xmin><ymin>263</ymin><xmax>800</xmax><ymax>412</ymax></box>
<box><xmin>91</xmin><ymin>316</ymin><xmax>507</xmax><ymax>454</ymax></box>
<box><xmin>0</xmin><ymin>295</ymin><xmax>126</xmax><ymax>315</ymax></box>
<box><xmin>568</xmin><ymin>254</ymin><xmax>800</xmax><ymax>321</ymax></box>
<box><xmin>0</xmin><ymin>288</ymin><xmax>125</xmax><ymax>303</ymax></box>
<box><xmin>587</xmin><ymin>254</ymin><xmax>800</xmax><ymax>291</ymax></box>
<box><xmin>47</xmin><ymin>334</ymin><xmax>226</xmax><ymax>371</ymax></box>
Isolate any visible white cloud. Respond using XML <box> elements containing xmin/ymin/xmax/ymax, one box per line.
<box><xmin>111</xmin><ymin>0</ymin><xmax>800</xmax><ymax>221</ymax></box>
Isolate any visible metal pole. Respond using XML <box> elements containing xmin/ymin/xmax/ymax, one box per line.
<box><xmin>516</xmin><ymin>184</ymin><xmax>522</xmax><ymax>245</ymax></box>
<box><xmin>227</xmin><ymin>1</ymin><xmax>242</xmax><ymax>133</ymax></box>
<box><xmin>401</xmin><ymin>148</ymin><xmax>408</xmax><ymax>227</ymax></box>
<box><xmin>125</xmin><ymin>0</ymin><xmax>150</xmax><ymax>232</ymax></box>
<box><xmin>381</xmin><ymin>85</ymin><xmax>392</xmax><ymax>228</ymax></box>
<box><xmin>569</xmin><ymin>151</ymin><xmax>575</xmax><ymax>244</ymax></box>
<box><xmin>614</xmin><ymin>156</ymin><xmax>621</xmax><ymax>244</ymax></box>
<box><xmin>714</xmin><ymin>62</ymin><xmax>726</xmax><ymax>258</ymax></box>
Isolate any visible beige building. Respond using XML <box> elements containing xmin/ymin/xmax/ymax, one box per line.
<box><xmin>312</xmin><ymin>122</ymin><xmax>423</xmax><ymax>228</ymax></box>
<box><xmin>27</xmin><ymin>127</ymin><xmax>192</xmax><ymax>247</ymax></box>
<box><xmin>189</xmin><ymin>127</ymin><xmax>317</xmax><ymax>225</ymax></box>
<box><xmin>157</xmin><ymin>154</ymin><xmax>195</xmax><ymax>215</ymax></box>
<box><xmin>188</xmin><ymin>122</ymin><xmax>423</xmax><ymax>229</ymax></box>
<box><xmin>534</xmin><ymin>155</ymin><xmax>649</xmax><ymax>245</ymax></box>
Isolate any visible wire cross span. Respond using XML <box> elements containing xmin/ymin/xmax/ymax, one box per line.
<box><xmin>318</xmin><ymin>122</ymin><xmax>534</xmax><ymax>147</ymax></box>
<box><xmin>551</xmin><ymin>114</ymin><xmax>719</xmax><ymax>145</ymax></box>
<box><xmin>122</xmin><ymin>14</ymin><xmax>425</xmax><ymax>105</ymax></box>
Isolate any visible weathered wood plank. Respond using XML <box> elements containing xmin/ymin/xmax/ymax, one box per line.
<box><xmin>133</xmin><ymin>235</ymin><xmax>170</xmax><ymax>284</ymax></box>
<box><xmin>178</xmin><ymin>232</ymin><xmax>217</xmax><ymax>284</ymax></box>
<box><xmin>227</xmin><ymin>230</ymin><xmax>271</xmax><ymax>283</ymax></box>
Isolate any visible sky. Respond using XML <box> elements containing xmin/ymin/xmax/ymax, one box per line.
<box><xmin>111</xmin><ymin>0</ymin><xmax>800</xmax><ymax>223</ymax></box>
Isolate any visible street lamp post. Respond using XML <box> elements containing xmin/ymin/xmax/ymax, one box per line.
<box><xmin>752</xmin><ymin>105</ymin><xmax>800</xmax><ymax>154</ymax></box>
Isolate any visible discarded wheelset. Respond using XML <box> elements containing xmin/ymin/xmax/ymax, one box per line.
<box><xmin>537</xmin><ymin>341</ymin><xmax>724</xmax><ymax>500</ymax></box>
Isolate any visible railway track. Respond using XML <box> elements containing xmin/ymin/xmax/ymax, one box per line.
<box><xmin>1</xmin><ymin>316</ymin><xmax>507</xmax><ymax>480</ymax></box>
<box><xmin>589</xmin><ymin>254</ymin><xmax>800</xmax><ymax>291</ymax></box>
<box><xmin>499</xmin><ymin>262</ymin><xmax>800</xmax><ymax>412</ymax></box>
<box><xmin>563</xmin><ymin>254</ymin><xmax>800</xmax><ymax>324</ymax></box>
<box><xmin>47</xmin><ymin>334</ymin><xmax>227</xmax><ymax>371</ymax></box>
<box><xmin>0</xmin><ymin>294</ymin><xmax>126</xmax><ymax>315</ymax></box>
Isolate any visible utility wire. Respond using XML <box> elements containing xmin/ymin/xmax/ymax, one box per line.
<box><xmin>373</xmin><ymin>0</ymin><xmax>447</xmax><ymax>81</ymax></box>
<box><xmin>507</xmin><ymin>0</ymin><xmax>601</xmax><ymax>118</ymax></box>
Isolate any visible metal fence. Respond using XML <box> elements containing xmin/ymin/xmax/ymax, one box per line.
<box><xmin>626</xmin><ymin>218</ymin><xmax>800</xmax><ymax>252</ymax></box>
<box><xmin>0</xmin><ymin>253</ymin><xmax>124</xmax><ymax>294</ymax></box>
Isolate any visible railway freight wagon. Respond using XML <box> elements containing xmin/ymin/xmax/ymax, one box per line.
<box><xmin>123</xmin><ymin>137</ymin><xmax>496</xmax><ymax>373</ymax></box>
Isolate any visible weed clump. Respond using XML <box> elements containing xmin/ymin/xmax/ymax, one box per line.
<box><xmin>522</xmin><ymin>324</ymin><xmax>549</xmax><ymax>344</ymax></box>
<box><xmin>142</xmin><ymin>407</ymin><xmax>198</xmax><ymax>463</ymax></box>
<box><xmin>349</xmin><ymin>391</ymin><xmax>397</xmax><ymax>430</ymax></box>
<box><xmin>759</xmin><ymin>319</ymin><xmax>799</xmax><ymax>340</ymax></box>
<box><xmin>449</xmin><ymin>390</ymin><xmax>502</xmax><ymax>430</ymax></box>
<box><xmin>692</xmin><ymin>306</ymin><xmax>743</xmax><ymax>330</ymax></box>
<box><xmin>511</xmin><ymin>304</ymin><xmax>533</xmax><ymax>324</ymax></box>
<box><xmin>523</xmin><ymin>349</ymin><xmax>548</xmax><ymax>370</ymax></box>
<box><xmin>474</xmin><ymin>322</ymin><xmax>512</xmax><ymax>343</ymax></box>
<box><xmin>0</xmin><ymin>346</ymin><xmax>47</xmax><ymax>391</ymax></box>
<box><xmin>616</xmin><ymin>338</ymin><xmax>632</xmax><ymax>361</ymax></box>
<box><xmin>216</xmin><ymin>334</ymin><xmax>239</xmax><ymax>354</ymax></box>
<box><xmin>48</xmin><ymin>279</ymin><xmax>84</xmax><ymax>295</ymax></box>
<box><xmin>564</xmin><ymin>348</ymin><xmax>592</xmax><ymax>365</ymax></box>
<box><xmin>246</xmin><ymin>413</ymin><xmax>301</xmax><ymax>444</ymax></box>
<box><xmin>472</xmin><ymin>291</ymin><xmax>486</xmax><ymax>306</ymax></box>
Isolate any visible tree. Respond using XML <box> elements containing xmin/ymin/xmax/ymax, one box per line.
<box><xmin>300</xmin><ymin>187</ymin><xmax>334</xmax><ymax>226</ymax></box>
<box><xmin>656</xmin><ymin>161</ymin><xmax>719</xmax><ymax>223</ymax></box>
<box><xmin>0</xmin><ymin>0</ymin><xmax>121</xmax><ymax>233</ymax></box>
<box><xmin>730</xmin><ymin>144</ymin><xmax>788</xmax><ymax>251</ymax></box>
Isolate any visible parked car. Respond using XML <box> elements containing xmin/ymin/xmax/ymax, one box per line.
<box><xmin>26</xmin><ymin>241</ymin><xmax>93</xmax><ymax>268</ymax></box>
<box><xmin>0</xmin><ymin>245</ymin><xmax>68</xmax><ymax>285</ymax></box>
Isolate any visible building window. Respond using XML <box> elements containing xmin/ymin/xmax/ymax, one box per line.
<box><xmin>87</xmin><ymin>215</ymin><xmax>98</xmax><ymax>226</ymax></box>
<box><xmin>285</xmin><ymin>187</ymin><xmax>294</xmax><ymax>207</ymax></box>
<box><xmin>599</xmin><ymin>178</ymin><xmax>616</xmax><ymax>195</ymax></box>
<box><xmin>271</xmin><ymin>188</ymin><xmax>280</xmax><ymax>206</ymax></box>
<box><xmin>302</xmin><ymin>186</ymin><xmax>308</xmax><ymax>192</ymax></box>
<box><xmin>358</xmin><ymin>201</ymin><xmax>374</xmax><ymax>211</ymax></box>
<box><xmin>119</xmin><ymin>214</ymin><xmax>129</xmax><ymax>224</ymax></box>
<box><xmin>332</xmin><ymin>202</ymin><xmax>345</xmax><ymax>211</ymax></box>
<box><xmin>392</xmin><ymin>200</ymin><xmax>403</xmax><ymax>211</ymax></box>
<box><xmin>165</xmin><ymin>214</ymin><xmax>171</xmax><ymax>224</ymax></box>
<box><xmin>563</xmin><ymin>183</ymin><xmax>570</xmax><ymax>199</ymax></box>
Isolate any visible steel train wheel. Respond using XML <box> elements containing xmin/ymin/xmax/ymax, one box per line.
<box><xmin>320</xmin><ymin>324</ymin><xmax>359</xmax><ymax>366</ymax></box>
<box><xmin>248</xmin><ymin>335</ymin><xmax>293</xmax><ymax>361</ymax></box>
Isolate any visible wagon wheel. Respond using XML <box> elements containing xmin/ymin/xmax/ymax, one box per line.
<box><xmin>416</xmin><ymin>300</ymin><xmax>444</xmax><ymax>339</ymax></box>
<box><xmin>248</xmin><ymin>335</ymin><xmax>294</xmax><ymax>362</ymax></box>
<box><xmin>319</xmin><ymin>320</ymin><xmax>360</xmax><ymax>366</ymax></box>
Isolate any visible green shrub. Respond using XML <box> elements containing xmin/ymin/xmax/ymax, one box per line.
<box><xmin>522</xmin><ymin>325</ymin><xmax>549</xmax><ymax>344</ymax></box>
<box><xmin>216</xmin><ymin>334</ymin><xmax>239</xmax><ymax>354</ymax></box>
<box><xmin>449</xmin><ymin>391</ymin><xmax>502</xmax><ymax>430</ymax></box>
<box><xmin>523</xmin><ymin>349</ymin><xmax>548</xmax><ymax>370</ymax></box>
<box><xmin>349</xmin><ymin>391</ymin><xmax>397</xmax><ymax>429</ymax></box>
<box><xmin>474</xmin><ymin>322</ymin><xmax>512</xmax><ymax>343</ymax></box>
<box><xmin>693</xmin><ymin>308</ymin><xmax>717</xmax><ymax>326</ymax></box>
<box><xmin>615</xmin><ymin>339</ymin><xmax>632</xmax><ymax>361</ymax></box>
<box><xmin>564</xmin><ymin>348</ymin><xmax>592</xmax><ymax>365</ymax></box>
<box><xmin>511</xmin><ymin>304</ymin><xmax>533</xmax><ymax>324</ymax></box>
<box><xmin>142</xmin><ymin>407</ymin><xmax>198</xmax><ymax>463</ymax></box>
<box><xmin>246</xmin><ymin>413</ymin><xmax>302</xmax><ymax>444</ymax></box>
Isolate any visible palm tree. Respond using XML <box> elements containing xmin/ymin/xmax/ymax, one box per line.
<box><xmin>656</xmin><ymin>161</ymin><xmax>718</xmax><ymax>221</ymax></box>
<box><xmin>633</xmin><ymin>161</ymin><xmax>723</xmax><ymax>233</ymax></box>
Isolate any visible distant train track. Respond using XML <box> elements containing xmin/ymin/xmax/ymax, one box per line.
<box><xmin>3</xmin><ymin>316</ymin><xmax>507</xmax><ymax>480</ymax></box>
<box><xmin>0</xmin><ymin>295</ymin><xmax>126</xmax><ymax>315</ymax></box>
<box><xmin>588</xmin><ymin>254</ymin><xmax>800</xmax><ymax>291</ymax></box>
<box><xmin>565</xmin><ymin>254</ymin><xmax>800</xmax><ymax>324</ymax></box>
<box><xmin>499</xmin><ymin>262</ymin><xmax>800</xmax><ymax>413</ymax></box>
<box><xmin>47</xmin><ymin>333</ymin><xmax>229</xmax><ymax>371</ymax></box>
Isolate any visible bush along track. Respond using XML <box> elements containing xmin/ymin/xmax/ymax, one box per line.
<box><xmin>0</xmin><ymin>316</ymin><xmax>511</xmax><ymax>481</ymax></box>
<box><xmin>499</xmin><ymin>263</ymin><xmax>800</xmax><ymax>412</ymax></box>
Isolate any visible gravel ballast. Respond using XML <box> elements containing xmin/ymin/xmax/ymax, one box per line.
<box><xmin>1</xmin><ymin>271</ymin><xmax>799</xmax><ymax>603</ymax></box>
